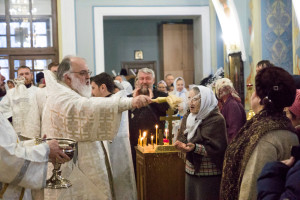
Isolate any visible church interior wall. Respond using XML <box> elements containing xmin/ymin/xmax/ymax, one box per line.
<box><xmin>75</xmin><ymin>0</ymin><xmax>209</xmax><ymax>77</ymax></box>
<box><xmin>71</xmin><ymin>0</ymin><xmax>299</xmax><ymax>90</ymax></box>
<box><xmin>103</xmin><ymin>19</ymin><xmax>160</xmax><ymax>77</ymax></box>
<box><xmin>104</xmin><ymin>19</ymin><xmax>163</xmax><ymax>79</ymax></box>
<box><xmin>293</xmin><ymin>5</ymin><xmax>300</xmax><ymax>74</ymax></box>
<box><xmin>233</xmin><ymin>0</ymin><xmax>250</xmax><ymax>84</ymax></box>
<box><xmin>261</xmin><ymin>0</ymin><xmax>293</xmax><ymax>74</ymax></box>
<box><xmin>216</xmin><ymin>16</ymin><xmax>224</xmax><ymax>71</ymax></box>
<box><xmin>104</xmin><ymin>19</ymin><xmax>196</xmax><ymax>80</ymax></box>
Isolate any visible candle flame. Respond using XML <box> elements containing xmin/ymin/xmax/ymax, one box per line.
<box><xmin>155</xmin><ymin>125</ymin><xmax>158</xmax><ymax>129</ymax></box>
<box><xmin>143</xmin><ymin>132</ymin><xmax>146</xmax><ymax>137</ymax></box>
<box><xmin>151</xmin><ymin>135</ymin><xmax>154</xmax><ymax>139</ymax></box>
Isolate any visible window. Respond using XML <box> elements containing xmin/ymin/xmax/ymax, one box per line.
<box><xmin>0</xmin><ymin>56</ymin><xmax>9</xmax><ymax>81</ymax></box>
<box><xmin>0</xmin><ymin>0</ymin><xmax>58</xmax><ymax>82</ymax></box>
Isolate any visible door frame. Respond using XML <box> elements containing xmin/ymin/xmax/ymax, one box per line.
<box><xmin>93</xmin><ymin>6</ymin><xmax>211</xmax><ymax>84</ymax></box>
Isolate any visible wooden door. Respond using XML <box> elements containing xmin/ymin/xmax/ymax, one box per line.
<box><xmin>160</xmin><ymin>24</ymin><xmax>194</xmax><ymax>86</ymax></box>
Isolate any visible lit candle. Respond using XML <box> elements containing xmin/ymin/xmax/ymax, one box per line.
<box><xmin>138</xmin><ymin>130</ymin><xmax>142</xmax><ymax>146</ymax></box>
<box><xmin>151</xmin><ymin>135</ymin><xmax>154</xmax><ymax>148</ymax></box>
<box><xmin>155</xmin><ymin>125</ymin><xmax>158</xmax><ymax>145</ymax></box>
<box><xmin>143</xmin><ymin>131</ymin><xmax>147</xmax><ymax>146</ymax></box>
<box><xmin>165</xmin><ymin>128</ymin><xmax>168</xmax><ymax>140</ymax></box>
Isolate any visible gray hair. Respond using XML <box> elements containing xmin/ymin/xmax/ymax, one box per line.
<box><xmin>192</xmin><ymin>86</ymin><xmax>200</xmax><ymax>94</ymax></box>
<box><xmin>57</xmin><ymin>56</ymin><xmax>72</xmax><ymax>81</ymax></box>
<box><xmin>138</xmin><ymin>68</ymin><xmax>155</xmax><ymax>79</ymax></box>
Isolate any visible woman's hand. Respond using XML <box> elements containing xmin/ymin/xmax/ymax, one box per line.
<box><xmin>174</xmin><ymin>141</ymin><xmax>195</xmax><ymax>153</ymax></box>
<box><xmin>281</xmin><ymin>156</ymin><xmax>295</xmax><ymax>167</ymax></box>
<box><xmin>174</xmin><ymin>140</ymin><xmax>185</xmax><ymax>150</ymax></box>
<box><xmin>181</xmin><ymin>143</ymin><xmax>195</xmax><ymax>153</ymax></box>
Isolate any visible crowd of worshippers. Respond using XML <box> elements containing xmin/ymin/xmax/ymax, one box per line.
<box><xmin>0</xmin><ymin>57</ymin><xmax>299</xmax><ymax>200</ymax></box>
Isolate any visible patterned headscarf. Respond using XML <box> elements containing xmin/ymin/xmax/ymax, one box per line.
<box><xmin>215</xmin><ymin>78</ymin><xmax>241</xmax><ymax>102</ymax></box>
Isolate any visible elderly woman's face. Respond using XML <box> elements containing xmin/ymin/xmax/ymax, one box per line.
<box><xmin>188</xmin><ymin>89</ymin><xmax>201</xmax><ymax>114</ymax></box>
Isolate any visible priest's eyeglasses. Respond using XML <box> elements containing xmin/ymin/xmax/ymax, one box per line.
<box><xmin>70</xmin><ymin>70</ymin><xmax>92</xmax><ymax>77</ymax></box>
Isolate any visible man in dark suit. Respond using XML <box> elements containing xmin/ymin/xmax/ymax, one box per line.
<box><xmin>129</xmin><ymin>68</ymin><xmax>169</xmax><ymax>174</ymax></box>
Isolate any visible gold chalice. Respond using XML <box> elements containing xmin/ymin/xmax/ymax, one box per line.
<box><xmin>45</xmin><ymin>138</ymin><xmax>77</xmax><ymax>189</ymax></box>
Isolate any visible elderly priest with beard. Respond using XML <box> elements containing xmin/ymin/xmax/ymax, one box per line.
<box><xmin>40</xmin><ymin>56</ymin><xmax>151</xmax><ymax>199</ymax></box>
<box><xmin>0</xmin><ymin>72</ymin><xmax>70</xmax><ymax>200</ymax></box>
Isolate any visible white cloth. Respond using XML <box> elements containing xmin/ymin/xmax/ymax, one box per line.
<box><xmin>0</xmin><ymin>81</ymin><xmax>40</xmax><ymax>138</ymax></box>
<box><xmin>41</xmin><ymin>70</ymin><xmax>133</xmax><ymax>200</ymax></box>
<box><xmin>107</xmin><ymin>90</ymin><xmax>137</xmax><ymax>200</ymax></box>
<box><xmin>35</xmin><ymin>87</ymin><xmax>47</xmax><ymax>117</ymax></box>
<box><xmin>120</xmin><ymin>80</ymin><xmax>133</xmax><ymax>95</ymax></box>
<box><xmin>186</xmin><ymin>85</ymin><xmax>218</xmax><ymax>141</ymax></box>
<box><xmin>0</xmin><ymin>112</ymin><xmax>49</xmax><ymax>200</ymax></box>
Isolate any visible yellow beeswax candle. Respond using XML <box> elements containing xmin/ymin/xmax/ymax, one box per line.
<box><xmin>155</xmin><ymin>125</ymin><xmax>158</xmax><ymax>145</ymax></box>
<box><xmin>151</xmin><ymin>135</ymin><xmax>154</xmax><ymax>148</ymax></box>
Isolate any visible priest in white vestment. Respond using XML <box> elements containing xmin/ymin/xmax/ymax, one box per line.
<box><xmin>0</xmin><ymin>114</ymin><xmax>70</xmax><ymax>200</ymax></box>
<box><xmin>0</xmin><ymin>71</ymin><xmax>70</xmax><ymax>200</ymax></box>
<box><xmin>41</xmin><ymin>56</ymin><xmax>151</xmax><ymax>200</ymax></box>
<box><xmin>91</xmin><ymin>72</ymin><xmax>137</xmax><ymax>200</ymax></box>
<box><xmin>0</xmin><ymin>66</ymin><xmax>40</xmax><ymax>138</ymax></box>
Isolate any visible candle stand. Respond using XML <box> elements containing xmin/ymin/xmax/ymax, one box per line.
<box><xmin>135</xmin><ymin>147</ymin><xmax>185</xmax><ymax>200</ymax></box>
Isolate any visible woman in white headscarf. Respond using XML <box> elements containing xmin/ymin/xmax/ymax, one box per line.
<box><xmin>170</xmin><ymin>77</ymin><xmax>189</xmax><ymax>116</ymax></box>
<box><xmin>174</xmin><ymin>85</ymin><xmax>227</xmax><ymax>200</ymax></box>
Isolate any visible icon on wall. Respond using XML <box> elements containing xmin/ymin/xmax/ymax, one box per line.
<box><xmin>134</xmin><ymin>50</ymin><xmax>143</xmax><ymax>60</ymax></box>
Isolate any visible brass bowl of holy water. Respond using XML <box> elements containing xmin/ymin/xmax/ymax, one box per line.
<box><xmin>45</xmin><ymin>138</ymin><xmax>77</xmax><ymax>189</ymax></box>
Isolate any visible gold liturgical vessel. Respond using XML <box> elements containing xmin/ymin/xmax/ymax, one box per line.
<box><xmin>151</xmin><ymin>94</ymin><xmax>182</xmax><ymax>109</ymax></box>
<box><xmin>36</xmin><ymin>138</ymin><xmax>77</xmax><ymax>189</ymax></box>
<box><xmin>246</xmin><ymin>83</ymin><xmax>255</xmax><ymax>120</ymax></box>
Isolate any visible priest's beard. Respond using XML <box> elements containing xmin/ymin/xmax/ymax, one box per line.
<box><xmin>70</xmin><ymin>74</ymin><xmax>91</xmax><ymax>98</ymax></box>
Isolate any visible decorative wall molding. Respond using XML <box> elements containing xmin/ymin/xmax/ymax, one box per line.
<box><xmin>93</xmin><ymin>6</ymin><xmax>211</xmax><ymax>83</ymax></box>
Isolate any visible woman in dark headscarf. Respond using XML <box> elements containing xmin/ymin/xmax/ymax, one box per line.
<box><xmin>220</xmin><ymin>66</ymin><xmax>300</xmax><ymax>200</ymax></box>
<box><xmin>175</xmin><ymin>85</ymin><xmax>227</xmax><ymax>200</ymax></box>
